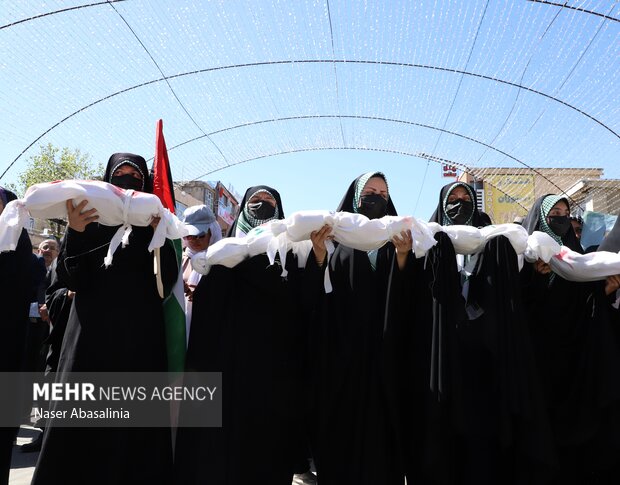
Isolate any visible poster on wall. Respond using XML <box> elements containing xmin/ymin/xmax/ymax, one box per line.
<box><xmin>483</xmin><ymin>174</ymin><xmax>535</xmax><ymax>224</ymax></box>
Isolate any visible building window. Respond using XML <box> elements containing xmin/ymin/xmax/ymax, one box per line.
<box><xmin>205</xmin><ymin>191</ymin><xmax>214</xmax><ymax>211</ymax></box>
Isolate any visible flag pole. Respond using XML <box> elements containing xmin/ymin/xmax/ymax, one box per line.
<box><xmin>154</xmin><ymin>246</ymin><xmax>164</xmax><ymax>298</ymax></box>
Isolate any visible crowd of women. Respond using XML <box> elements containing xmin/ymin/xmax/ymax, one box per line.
<box><xmin>1</xmin><ymin>153</ymin><xmax>619</xmax><ymax>485</ymax></box>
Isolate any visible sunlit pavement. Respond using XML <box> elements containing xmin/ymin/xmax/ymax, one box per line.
<box><xmin>9</xmin><ymin>425</ymin><xmax>39</xmax><ymax>485</ymax></box>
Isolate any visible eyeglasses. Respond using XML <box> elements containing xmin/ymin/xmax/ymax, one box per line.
<box><xmin>184</xmin><ymin>234</ymin><xmax>208</xmax><ymax>241</ymax></box>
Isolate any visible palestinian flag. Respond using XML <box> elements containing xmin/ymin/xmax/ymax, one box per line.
<box><xmin>152</xmin><ymin>119</ymin><xmax>186</xmax><ymax>373</ymax></box>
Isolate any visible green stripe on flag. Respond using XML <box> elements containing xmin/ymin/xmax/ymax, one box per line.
<box><xmin>163</xmin><ymin>238</ymin><xmax>186</xmax><ymax>372</ymax></box>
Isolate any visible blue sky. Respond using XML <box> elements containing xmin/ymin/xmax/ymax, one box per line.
<box><xmin>1</xmin><ymin>0</ymin><xmax>618</xmax><ymax>218</ymax></box>
<box><xmin>202</xmin><ymin>149</ymin><xmax>447</xmax><ymax>217</ymax></box>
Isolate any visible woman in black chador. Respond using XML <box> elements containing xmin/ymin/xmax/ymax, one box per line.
<box><xmin>307</xmin><ymin>171</ymin><xmax>413</xmax><ymax>485</ymax></box>
<box><xmin>0</xmin><ymin>187</ymin><xmax>38</xmax><ymax>485</ymax></box>
<box><xmin>429</xmin><ymin>181</ymin><xmax>491</xmax><ymax>227</ymax></box>
<box><xmin>399</xmin><ymin>182</ymin><xmax>556</xmax><ymax>485</ymax></box>
<box><xmin>521</xmin><ymin>194</ymin><xmax>620</xmax><ymax>484</ymax></box>
<box><xmin>175</xmin><ymin>185</ymin><xmax>312</xmax><ymax>485</ymax></box>
<box><xmin>32</xmin><ymin>153</ymin><xmax>177</xmax><ymax>485</ymax></box>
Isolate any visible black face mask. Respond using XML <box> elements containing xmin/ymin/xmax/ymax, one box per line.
<box><xmin>548</xmin><ymin>215</ymin><xmax>571</xmax><ymax>237</ymax></box>
<box><xmin>247</xmin><ymin>201</ymin><xmax>276</xmax><ymax>221</ymax></box>
<box><xmin>445</xmin><ymin>199</ymin><xmax>474</xmax><ymax>225</ymax></box>
<box><xmin>111</xmin><ymin>174</ymin><xmax>143</xmax><ymax>191</ymax></box>
<box><xmin>358</xmin><ymin>194</ymin><xmax>388</xmax><ymax>220</ymax></box>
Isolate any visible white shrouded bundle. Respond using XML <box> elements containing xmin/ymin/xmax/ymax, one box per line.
<box><xmin>426</xmin><ymin>223</ymin><xmax>529</xmax><ymax>256</ymax></box>
<box><xmin>269</xmin><ymin>211</ymin><xmax>528</xmax><ymax>258</ymax></box>
<box><xmin>187</xmin><ymin>211</ymin><xmax>620</xmax><ymax>286</ymax></box>
<box><xmin>524</xmin><ymin>232</ymin><xmax>562</xmax><ymax>264</ymax></box>
<box><xmin>269</xmin><ymin>210</ymin><xmax>420</xmax><ymax>251</ymax></box>
<box><xmin>190</xmin><ymin>212</ymin><xmax>533</xmax><ymax>292</ymax></box>
<box><xmin>191</xmin><ymin>224</ymin><xmax>314</xmax><ymax>276</ymax></box>
<box><xmin>191</xmin><ymin>225</ymin><xmax>273</xmax><ymax>275</ymax></box>
<box><xmin>267</xmin><ymin>211</ymin><xmax>438</xmax><ymax>288</ymax></box>
<box><xmin>0</xmin><ymin>180</ymin><xmax>188</xmax><ymax>265</ymax></box>
<box><xmin>191</xmin><ymin>211</ymin><xmax>535</xmax><ymax>279</ymax></box>
<box><xmin>524</xmin><ymin>231</ymin><xmax>620</xmax><ymax>282</ymax></box>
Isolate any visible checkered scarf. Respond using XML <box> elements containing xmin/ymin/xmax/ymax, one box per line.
<box><xmin>235</xmin><ymin>188</ymin><xmax>280</xmax><ymax>237</ymax></box>
<box><xmin>352</xmin><ymin>171</ymin><xmax>388</xmax><ymax>213</ymax></box>
<box><xmin>539</xmin><ymin>194</ymin><xmax>567</xmax><ymax>245</ymax></box>
<box><xmin>442</xmin><ymin>182</ymin><xmax>475</xmax><ymax>226</ymax></box>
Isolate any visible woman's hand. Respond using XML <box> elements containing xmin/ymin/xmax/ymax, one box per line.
<box><xmin>605</xmin><ymin>275</ymin><xmax>620</xmax><ymax>296</ymax></box>
<box><xmin>150</xmin><ymin>216</ymin><xmax>161</xmax><ymax>229</ymax></box>
<box><xmin>66</xmin><ymin>199</ymin><xmax>98</xmax><ymax>232</ymax></box>
<box><xmin>184</xmin><ymin>282</ymin><xmax>197</xmax><ymax>301</ymax></box>
<box><xmin>392</xmin><ymin>229</ymin><xmax>413</xmax><ymax>270</ymax></box>
<box><xmin>534</xmin><ymin>258</ymin><xmax>551</xmax><ymax>275</ymax></box>
<box><xmin>310</xmin><ymin>224</ymin><xmax>333</xmax><ymax>266</ymax></box>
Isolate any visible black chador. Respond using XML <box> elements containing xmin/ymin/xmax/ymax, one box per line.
<box><xmin>32</xmin><ymin>154</ymin><xmax>176</xmax><ymax>485</ymax></box>
<box><xmin>401</xmin><ymin>187</ymin><xmax>556</xmax><ymax>484</ymax></box>
<box><xmin>306</xmin><ymin>172</ymin><xmax>405</xmax><ymax>485</ymax></box>
<box><xmin>0</xmin><ymin>187</ymin><xmax>37</xmax><ymax>485</ymax></box>
<box><xmin>459</xmin><ymin>235</ymin><xmax>557</xmax><ymax>483</ymax></box>
<box><xmin>175</xmin><ymin>186</ymin><xmax>310</xmax><ymax>485</ymax></box>
<box><xmin>521</xmin><ymin>195</ymin><xmax>620</xmax><ymax>484</ymax></box>
<box><xmin>429</xmin><ymin>182</ymin><xmax>490</xmax><ymax>227</ymax></box>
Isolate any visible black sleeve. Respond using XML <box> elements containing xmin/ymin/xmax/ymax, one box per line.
<box><xmin>519</xmin><ymin>261</ymin><xmax>550</xmax><ymax>306</ymax></box>
<box><xmin>301</xmin><ymin>248</ymin><xmax>329</xmax><ymax>314</ymax></box>
<box><xmin>31</xmin><ymin>256</ymin><xmax>47</xmax><ymax>303</ymax></box>
<box><xmin>56</xmin><ymin>224</ymin><xmax>106</xmax><ymax>291</ymax></box>
<box><xmin>45</xmin><ymin>263</ymin><xmax>70</xmax><ymax>325</ymax></box>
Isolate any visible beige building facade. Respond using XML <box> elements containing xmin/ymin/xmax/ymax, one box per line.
<box><xmin>457</xmin><ymin>168</ymin><xmax>615</xmax><ymax>224</ymax></box>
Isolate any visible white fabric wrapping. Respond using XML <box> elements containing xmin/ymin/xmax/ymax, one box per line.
<box><xmin>270</xmin><ymin>210</ymin><xmax>336</xmax><ymax>242</ymax></box>
<box><xmin>191</xmin><ymin>225</ymin><xmax>273</xmax><ymax>275</ymax></box>
<box><xmin>291</xmin><ymin>240</ymin><xmax>313</xmax><ymax>268</ymax></box>
<box><xmin>549</xmin><ymin>248</ymin><xmax>620</xmax><ymax>282</ymax></box>
<box><xmin>269</xmin><ymin>211</ymin><xmax>429</xmax><ymax>292</ymax></box>
<box><xmin>0</xmin><ymin>180</ymin><xmax>188</xmax><ymax>265</ymax></box>
<box><xmin>0</xmin><ymin>200</ymin><xmax>29</xmax><ymax>251</ymax></box>
<box><xmin>480</xmin><ymin>224</ymin><xmax>529</xmax><ymax>255</ymax></box>
<box><xmin>426</xmin><ymin>223</ymin><xmax>528</xmax><ymax>256</ymax></box>
<box><xmin>271</xmin><ymin>210</ymin><xmax>418</xmax><ymax>252</ymax></box>
<box><xmin>427</xmin><ymin>223</ymin><xmax>482</xmax><ymax>255</ymax></box>
<box><xmin>191</xmin><ymin>239</ymin><xmax>248</xmax><ymax>275</ymax></box>
<box><xmin>523</xmin><ymin>231</ymin><xmax>620</xmax><ymax>282</ymax></box>
<box><xmin>187</xmin><ymin>212</ymin><xmax>620</xmax><ymax>283</ymax></box>
<box><xmin>523</xmin><ymin>232</ymin><xmax>562</xmax><ymax>264</ymax></box>
<box><xmin>408</xmin><ymin>216</ymin><xmax>438</xmax><ymax>257</ymax></box>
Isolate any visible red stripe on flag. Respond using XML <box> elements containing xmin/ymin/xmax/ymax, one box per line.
<box><xmin>152</xmin><ymin>119</ymin><xmax>176</xmax><ymax>214</ymax></box>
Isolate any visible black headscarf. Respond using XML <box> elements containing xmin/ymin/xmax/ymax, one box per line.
<box><xmin>103</xmin><ymin>152</ymin><xmax>152</xmax><ymax>193</ymax></box>
<box><xmin>429</xmin><ymin>182</ymin><xmax>489</xmax><ymax>227</ymax></box>
<box><xmin>336</xmin><ymin>171</ymin><xmax>397</xmax><ymax>215</ymax></box>
<box><xmin>0</xmin><ymin>186</ymin><xmax>18</xmax><ymax>207</ymax></box>
<box><xmin>597</xmin><ymin>216</ymin><xmax>620</xmax><ymax>253</ymax></box>
<box><xmin>226</xmin><ymin>185</ymin><xmax>285</xmax><ymax>238</ymax></box>
<box><xmin>522</xmin><ymin>194</ymin><xmax>582</xmax><ymax>253</ymax></box>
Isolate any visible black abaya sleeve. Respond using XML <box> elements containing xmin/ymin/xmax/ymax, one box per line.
<box><xmin>302</xmin><ymin>248</ymin><xmax>329</xmax><ymax>314</ymax></box>
<box><xmin>44</xmin><ymin>263</ymin><xmax>72</xmax><ymax>373</ymax></box>
<box><xmin>57</xmin><ymin>224</ymin><xmax>108</xmax><ymax>291</ymax></box>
